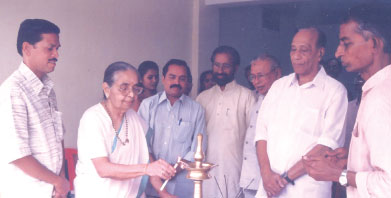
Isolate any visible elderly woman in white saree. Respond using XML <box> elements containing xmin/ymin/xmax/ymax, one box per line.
<box><xmin>74</xmin><ymin>61</ymin><xmax>175</xmax><ymax>198</ymax></box>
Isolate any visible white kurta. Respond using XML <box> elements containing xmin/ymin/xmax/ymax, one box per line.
<box><xmin>254</xmin><ymin>67</ymin><xmax>348</xmax><ymax>198</ymax></box>
<box><xmin>196</xmin><ymin>81</ymin><xmax>255</xmax><ymax>198</ymax></box>
<box><xmin>74</xmin><ymin>103</ymin><xmax>149</xmax><ymax>198</ymax></box>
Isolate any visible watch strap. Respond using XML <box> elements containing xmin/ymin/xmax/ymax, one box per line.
<box><xmin>281</xmin><ymin>172</ymin><xmax>295</xmax><ymax>185</ymax></box>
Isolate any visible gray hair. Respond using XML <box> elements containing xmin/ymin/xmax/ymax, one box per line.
<box><xmin>342</xmin><ymin>3</ymin><xmax>391</xmax><ymax>53</ymax></box>
<box><xmin>103</xmin><ymin>61</ymin><xmax>140</xmax><ymax>99</ymax></box>
<box><xmin>103</xmin><ymin>61</ymin><xmax>139</xmax><ymax>86</ymax></box>
<box><xmin>250</xmin><ymin>54</ymin><xmax>281</xmax><ymax>71</ymax></box>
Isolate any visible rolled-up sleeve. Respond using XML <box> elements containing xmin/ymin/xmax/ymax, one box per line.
<box><xmin>0</xmin><ymin>88</ymin><xmax>31</xmax><ymax>163</ymax></box>
<box><xmin>317</xmin><ymin>85</ymin><xmax>348</xmax><ymax>149</ymax></box>
<box><xmin>254</xmin><ymin>83</ymin><xmax>277</xmax><ymax>144</ymax></box>
<box><xmin>254</xmin><ymin>107</ymin><xmax>268</xmax><ymax>143</ymax></box>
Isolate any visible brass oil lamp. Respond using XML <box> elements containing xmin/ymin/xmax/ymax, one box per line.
<box><xmin>184</xmin><ymin>134</ymin><xmax>216</xmax><ymax>198</ymax></box>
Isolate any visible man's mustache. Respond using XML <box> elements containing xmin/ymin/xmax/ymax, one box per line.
<box><xmin>49</xmin><ymin>58</ymin><xmax>58</xmax><ymax>62</ymax></box>
<box><xmin>170</xmin><ymin>84</ymin><xmax>182</xmax><ymax>89</ymax></box>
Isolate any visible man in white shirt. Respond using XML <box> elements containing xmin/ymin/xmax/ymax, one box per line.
<box><xmin>255</xmin><ymin>27</ymin><xmax>348</xmax><ymax>198</ymax></box>
<box><xmin>303</xmin><ymin>3</ymin><xmax>391</xmax><ymax>197</ymax></box>
<box><xmin>239</xmin><ymin>54</ymin><xmax>281</xmax><ymax>198</ymax></box>
<box><xmin>196</xmin><ymin>46</ymin><xmax>255</xmax><ymax>198</ymax></box>
<box><xmin>0</xmin><ymin>19</ymin><xmax>69</xmax><ymax>198</ymax></box>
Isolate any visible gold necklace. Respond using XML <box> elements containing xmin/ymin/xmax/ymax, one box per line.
<box><xmin>103</xmin><ymin>102</ymin><xmax>129</xmax><ymax>145</ymax></box>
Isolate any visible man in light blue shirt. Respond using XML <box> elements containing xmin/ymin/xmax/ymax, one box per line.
<box><xmin>138</xmin><ymin>59</ymin><xmax>206</xmax><ymax>198</ymax></box>
<box><xmin>239</xmin><ymin>54</ymin><xmax>281</xmax><ymax>198</ymax></box>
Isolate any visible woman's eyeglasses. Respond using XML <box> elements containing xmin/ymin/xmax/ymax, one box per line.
<box><xmin>118</xmin><ymin>83</ymin><xmax>143</xmax><ymax>96</ymax></box>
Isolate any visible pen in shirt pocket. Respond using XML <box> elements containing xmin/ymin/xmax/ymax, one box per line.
<box><xmin>178</xmin><ymin>118</ymin><xmax>182</xmax><ymax>126</ymax></box>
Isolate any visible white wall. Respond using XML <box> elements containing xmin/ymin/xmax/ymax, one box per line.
<box><xmin>0</xmin><ymin>0</ymin><xmax>195</xmax><ymax>148</ymax></box>
<box><xmin>194</xmin><ymin>0</ymin><xmax>220</xmax><ymax>93</ymax></box>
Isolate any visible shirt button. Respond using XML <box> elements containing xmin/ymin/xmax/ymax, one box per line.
<box><xmin>250</xmin><ymin>125</ymin><xmax>253</xmax><ymax>128</ymax></box>
<box><xmin>246</xmin><ymin>141</ymin><xmax>248</xmax><ymax>144</ymax></box>
<box><xmin>244</xmin><ymin>157</ymin><xmax>247</xmax><ymax>160</ymax></box>
<box><xmin>256</xmin><ymin>110</ymin><xmax>259</xmax><ymax>114</ymax></box>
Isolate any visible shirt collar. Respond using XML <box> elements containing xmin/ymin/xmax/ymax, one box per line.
<box><xmin>158</xmin><ymin>91</ymin><xmax>185</xmax><ymax>105</ymax></box>
<box><xmin>254</xmin><ymin>90</ymin><xmax>264</xmax><ymax>102</ymax></box>
<box><xmin>18</xmin><ymin>61</ymin><xmax>54</xmax><ymax>96</ymax></box>
<box><xmin>289</xmin><ymin>66</ymin><xmax>326</xmax><ymax>89</ymax></box>
<box><xmin>362</xmin><ymin>64</ymin><xmax>391</xmax><ymax>94</ymax></box>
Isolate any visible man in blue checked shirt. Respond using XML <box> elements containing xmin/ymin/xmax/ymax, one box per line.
<box><xmin>138</xmin><ymin>59</ymin><xmax>207</xmax><ymax>198</ymax></box>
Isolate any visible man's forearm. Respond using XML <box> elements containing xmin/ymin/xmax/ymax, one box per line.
<box><xmin>256</xmin><ymin>140</ymin><xmax>288</xmax><ymax>196</ymax></box>
<box><xmin>60</xmin><ymin>141</ymin><xmax>66</xmax><ymax>177</ymax></box>
<box><xmin>347</xmin><ymin>171</ymin><xmax>357</xmax><ymax>187</ymax></box>
<box><xmin>59</xmin><ymin>161</ymin><xmax>66</xmax><ymax>178</ymax></box>
<box><xmin>287</xmin><ymin>144</ymin><xmax>331</xmax><ymax>180</ymax></box>
<box><xmin>256</xmin><ymin>140</ymin><xmax>271</xmax><ymax>174</ymax></box>
<box><xmin>12</xmin><ymin>155</ymin><xmax>62</xmax><ymax>185</ymax></box>
<box><xmin>148</xmin><ymin>154</ymin><xmax>173</xmax><ymax>197</ymax></box>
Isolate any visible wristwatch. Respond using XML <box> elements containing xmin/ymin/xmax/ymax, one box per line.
<box><xmin>281</xmin><ymin>172</ymin><xmax>295</xmax><ymax>185</ymax></box>
<box><xmin>339</xmin><ymin>169</ymin><xmax>348</xmax><ymax>187</ymax></box>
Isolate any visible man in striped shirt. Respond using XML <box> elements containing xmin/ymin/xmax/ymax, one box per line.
<box><xmin>0</xmin><ymin>19</ymin><xmax>69</xmax><ymax>198</ymax></box>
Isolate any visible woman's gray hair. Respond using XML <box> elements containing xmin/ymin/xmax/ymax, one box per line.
<box><xmin>103</xmin><ymin>61</ymin><xmax>140</xmax><ymax>99</ymax></box>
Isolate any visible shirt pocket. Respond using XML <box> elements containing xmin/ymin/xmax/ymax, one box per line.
<box><xmin>53</xmin><ymin>111</ymin><xmax>64</xmax><ymax>142</ymax></box>
<box><xmin>173</xmin><ymin>121</ymin><xmax>192</xmax><ymax>143</ymax></box>
<box><xmin>297</xmin><ymin>107</ymin><xmax>319</xmax><ymax>136</ymax></box>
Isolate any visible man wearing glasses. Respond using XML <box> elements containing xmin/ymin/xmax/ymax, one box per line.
<box><xmin>254</xmin><ymin>27</ymin><xmax>347</xmax><ymax>198</ymax></box>
<box><xmin>239</xmin><ymin>54</ymin><xmax>281</xmax><ymax>198</ymax></box>
<box><xmin>138</xmin><ymin>59</ymin><xmax>206</xmax><ymax>198</ymax></box>
<box><xmin>196</xmin><ymin>46</ymin><xmax>256</xmax><ymax>198</ymax></box>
